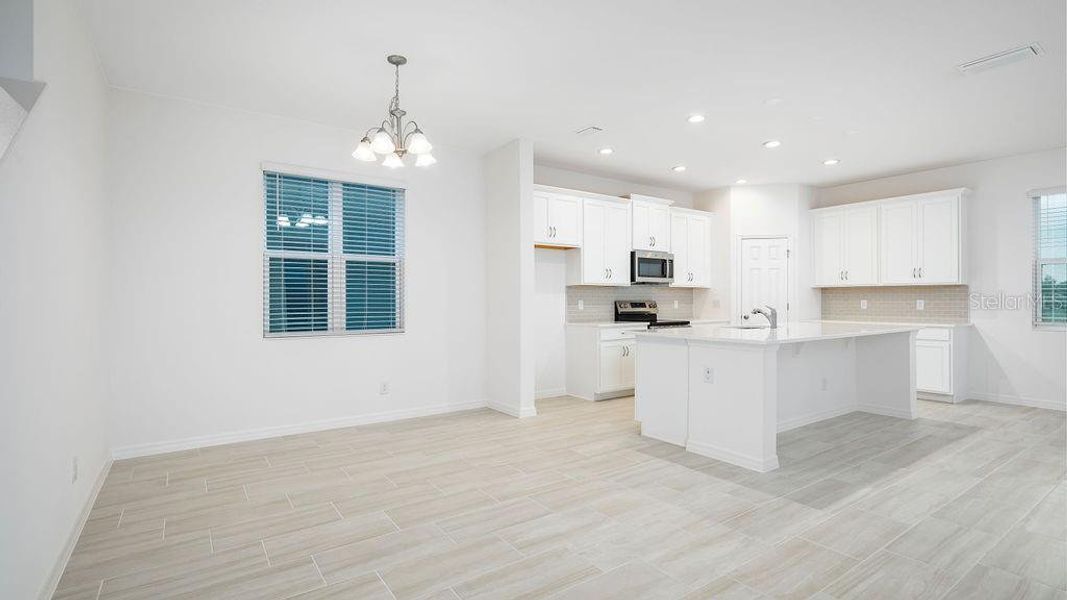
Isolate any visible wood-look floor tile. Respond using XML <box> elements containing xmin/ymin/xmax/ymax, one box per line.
<box><xmin>286</xmin><ymin>572</ymin><xmax>393</xmax><ymax>599</ymax></box>
<box><xmin>646</xmin><ymin>523</ymin><xmax>771</xmax><ymax>587</ymax></box>
<box><xmin>210</xmin><ymin>502</ymin><xmax>340</xmax><ymax>553</ymax></box>
<box><xmin>729</xmin><ymin>537</ymin><xmax>855</xmax><ymax>600</ymax></box>
<box><xmin>379</xmin><ymin>537</ymin><xmax>522</xmax><ymax>600</ymax></box>
<box><xmin>886</xmin><ymin>516</ymin><xmax>999</xmax><ymax>578</ymax></box>
<box><xmin>943</xmin><ymin>564</ymin><xmax>1067</xmax><ymax>600</ymax></box>
<box><xmin>332</xmin><ymin>483</ymin><xmax>443</xmax><ymax>518</ymax></box>
<box><xmin>451</xmin><ymin>546</ymin><xmax>600</xmax><ymax>600</ymax></box>
<box><xmin>1022</xmin><ymin>483</ymin><xmax>1066</xmax><ymax>541</ymax></box>
<box><xmin>384</xmin><ymin>489</ymin><xmax>497</xmax><ymax>529</ymax></box>
<box><xmin>981</xmin><ymin>528</ymin><xmax>1067</xmax><ymax>590</ymax></box>
<box><xmin>314</xmin><ymin>524</ymin><xmax>454</xmax><ymax>584</ymax></box>
<box><xmin>58</xmin><ymin>533</ymin><xmax>213</xmax><ymax>589</ymax></box>
<box><xmin>549</xmin><ymin>560</ymin><xmax>688</xmax><ymax>600</ymax></box>
<box><xmin>436</xmin><ymin>497</ymin><xmax>549</xmax><ymax>542</ymax></box>
<box><xmin>165</xmin><ymin>497</ymin><xmax>294</xmax><ymax>536</ymax></box>
<box><xmin>262</xmin><ymin>510</ymin><xmax>397</xmax><ymax>563</ymax></box>
<box><xmin>495</xmin><ymin>507</ymin><xmax>613</xmax><ymax>556</ymax></box>
<box><xmin>723</xmin><ymin>497</ymin><xmax>826</xmax><ymax>544</ymax></box>
<box><xmin>285</xmin><ymin>475</ymin><xmax>397</xmax><ymax>507</ymax></box>
<box><xmin>822</xmin><ymin>550</ymin><xmax>957</xmax><ymax>599</ymax></box>
<box><xmin>681</xmin><ymin>577</ymin><xmax>765</xmax><ymax>600</ymax></box>
<box><xmin>799</xmin><ymin>508</ymin><xmax>910</xmax><ymax>561</ymax></box>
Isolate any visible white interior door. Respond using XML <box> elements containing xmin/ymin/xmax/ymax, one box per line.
<box><xmin>739</xmin><ymin>237</ymin><xmax>789</xmax><ymax>323</ymax></box>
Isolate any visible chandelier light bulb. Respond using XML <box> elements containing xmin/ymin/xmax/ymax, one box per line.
<box><xmin>352</xmin><ymin>138</ymin><xmax>377</xmax><ymax>161</ymax></box>
<box><xmin>415</xmin><ymin>152</ymin><xmax>437</xmax><ymax>167</ymax></box>
<box><xmin>382</xmin><ymin>152</ymin><xmax>405</xmax><ymax>169</ymax></box>
<box><xmin>408</xmin><ymin>131</ymin><xmax>433</xmax><ymax>155</ymax></box>
<box><xmin>370</xmin><ymin>130</ymin><xmax>396</xmax><ymax>154</ymax></box>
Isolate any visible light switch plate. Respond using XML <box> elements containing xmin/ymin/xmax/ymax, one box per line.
<box><xmin>916</xmin><ymin>299</ymin><xmax>925</xmax><ymax>311</ymax></box>
<box><xmin>860</xmin><ymin>299</ymin><xmax>868</xmax><ymax>310</ymax></box>
<box><xmin>673</xmin><ymin>300</ymin><xmax>679</xmax><ymax>309</ymax></box>
<box><xmin>578</xmin><ymin>300</ymin><xmax>584</xmax><ymax>311</ymax></box>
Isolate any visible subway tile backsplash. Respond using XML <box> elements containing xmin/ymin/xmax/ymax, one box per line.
<box><xmin>821</xmin><ymin>285</ymin><xmax>970</xmax><ymax>324</ymax></box>
<box><xmin>567</xmin><ymin>286</ymin><xmax>695</xmax><ymax>323</ymax></box>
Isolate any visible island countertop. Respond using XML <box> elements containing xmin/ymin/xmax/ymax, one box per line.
<box><xmin>635</xmin><ymin>320</ymin><xmax>921</xmax><ymax>345</ymax></box>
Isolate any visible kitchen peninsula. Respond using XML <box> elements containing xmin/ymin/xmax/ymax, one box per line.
<box><xmin>634</xmin><ymin>321</ymin><xmax>921</xmax><ymax>472</ymax></box>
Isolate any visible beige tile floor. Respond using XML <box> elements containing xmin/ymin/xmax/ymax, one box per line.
<box><xmin>54</xmin><ymin>396</ymin><xmax>1066</xmax><ymax>600</ymax></box>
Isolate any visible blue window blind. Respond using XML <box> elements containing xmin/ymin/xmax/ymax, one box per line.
<box><xmin>1034</xmin><ymin>190</ymin><xmax>1066</xmax><ymax>326</ymax></box>
<box><xmin>263</xmin><ymin>170</ymin><xmax>404</xmax><ymax>336</ymax></box>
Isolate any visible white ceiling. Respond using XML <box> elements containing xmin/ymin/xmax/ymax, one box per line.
<box><xmin>79</xmin><ymin>0</ymin><xmax>1065</xmax><ymax>190</ymax></box>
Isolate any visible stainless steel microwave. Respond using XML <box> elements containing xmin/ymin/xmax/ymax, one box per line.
<box><xmin>631</xmin><ymin>250</ymin><xmax>674</xmax><ymax>285</ymax></box>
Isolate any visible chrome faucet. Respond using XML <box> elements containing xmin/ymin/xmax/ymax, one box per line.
<box><xmin>751</xmin><ymin>306</ymin><xmax>778</xmax><ymax>329</ymax></box>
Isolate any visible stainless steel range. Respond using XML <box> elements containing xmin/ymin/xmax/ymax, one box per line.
<box><xmin>614</xmin><ymin>300</ymin><xmax>691</xmax><ymax>329</ymax></box>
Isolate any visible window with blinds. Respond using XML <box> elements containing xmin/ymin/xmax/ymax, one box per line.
<box><xmin>263</xmin><ymin>171</ymin><xmax>404</xmax><ymax>336</ymax></box>
<box><xmin>1033</xmin><ymin>188</ymin><xmax>1066</xmax><ymax>327</ymax></box>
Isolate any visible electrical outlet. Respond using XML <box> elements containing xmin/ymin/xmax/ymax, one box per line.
<box><xmin>379</xmin><ymin>382</ymin><xmax>390</xmax><ymax>395</ymax></box>
<box><xmin>577</xmin><ymin>299</ymin><xmax>584</xmax><ymax>311</ymax></box>
<box><xmin>703</xmin><ymin>367</ymin><xmax>714</xmax><ymax>383</ymax></box>
<box><xmin>821</xmin><ymin>377</ymin><xmax>829</xmax><ymax>391</ymax></box>
<box><xmin>673</xmin><ymin>300</ymin><xmax>679</xmax><ymax>309</ymax></box>
<box><xmin>916</xmin><ymin>299</ymin><xmax>925</xmax><ymax>311</ymax></box>
<box><xmin>72</xmin><ymin>457</ymin><xmax>79</xmax><ymax>484</ymax></box>
<box><xmin>860</xmin><ymin>299</ymin><xmax>868</xmax><ymax>310</ymax></box>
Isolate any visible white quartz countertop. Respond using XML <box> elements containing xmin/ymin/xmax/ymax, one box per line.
<box><xmin>567</xmin><ymin>319</ymin><xmax>727</xmax><ymax>329</ymax></box>
<box><xmin>636</xmin><ymin>320</ymin><xmax>922</xmax><ymax>345</ymax></box>
<box><xmin>819</xmin><ymin>319</ymin><xmax>971</xmax><ymax>328</ymax></box>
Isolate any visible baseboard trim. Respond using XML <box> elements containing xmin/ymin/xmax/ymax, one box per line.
<box><xmin>968</xmin><ymin>391</ymin><xmax>1066</xmax><ymax>412</ymax></box>
<box><xmin>39</xmin><ymin>458</ymin><xmax>112</xmax><ymax>600</ymax></box>
<box><xmin>535</xmin><ymin>387</ymin><xmax>567</xmax><ymax>400</ymax></box>
<box><xmin>686</xmin><ymin>439</ymin><xmax>779</xmax><ymax>472</ymax></box>
<box><xmin>857</xmin><ymin>403</ymin><xmax>915</xmax><ymax>420</ymax></box>
<box><xmin>487</xmin><ymin>400</ymin><xmax>538</xmax><ymax>418</ymax></box>
<box><xmin>778</xmin><ymin>406</ymin><xmax>856</xmax><ymax>433</ymax></box>
<box><xmin>112</xmin><ymin>400</ymin><xmax>488</xmax><ymax>460</ymax></box>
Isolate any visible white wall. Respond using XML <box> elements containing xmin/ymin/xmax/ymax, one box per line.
<box><xmin>105</xmin><ymin>89</ymin><xmax>489</xmax><ymax>454</ymax></box>
<box><xmin>0</xmin><ymin>1</ymin><xmax>111</xmax><ymax>598</ymax></box>
<box><xmin>816</xmin><ymin>148</ymin><xmax>1067</xmax><ymax>410</ymax></box>
<box><xmin>484</xmin><ymin>139</ymin><xmax>537</xmax><ymax>417</ymax></box>
<box><xmin>534</xmin><ymin>164</ymin><xmax>694</xmax><ymax>208</ymax></box>
<box><xmin>696</xmin><ymin>184</ymin><xmax>820</xmax><ymax>324</ymax></box>
<box><xmin>0</xmin><ymin>0</ymin><xmax>33</xmax><ymax>81</ymax></box>
<box><xmin>533</xmin><ymin>248</ymin><xmax>567</xmax><ymax>398</ymax></box>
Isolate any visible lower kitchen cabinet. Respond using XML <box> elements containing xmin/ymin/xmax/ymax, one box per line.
<box><xmin>915</xmin><ymin>325</ymin><xmax>968</xmax><ymax>402</ymax></box>
<box><xmin>565</xmin><ymin>324</ymin><xmax>642</xmax><ymax>400</ymax></box>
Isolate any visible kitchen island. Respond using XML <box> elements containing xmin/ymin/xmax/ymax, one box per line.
<box><xmin>634</xmin><ymin>321</ymin><xmax>920</xmax><ymax>472</ymax></box>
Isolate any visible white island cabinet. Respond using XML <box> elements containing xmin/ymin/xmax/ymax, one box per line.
<box><xmin>635</xmin><ymin>321</ymin><xmax>920</xmax><ymax>472</ymax></box>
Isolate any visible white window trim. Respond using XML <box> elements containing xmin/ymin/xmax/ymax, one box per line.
<box><xmin>262</xmin><ymin>165</ymin><xmax>406</xmax><ymax>338</ymax></box>
<box><xmin>1031</xmin><ymin>186</ymin><xmax>1066</xmax><ymax>330</ymax></box>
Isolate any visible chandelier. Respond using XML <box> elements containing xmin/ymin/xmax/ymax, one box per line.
<box><xmin>352</xmin><ymin>55</ymin><xmax>436</xmax><ymax>168</ymax></box>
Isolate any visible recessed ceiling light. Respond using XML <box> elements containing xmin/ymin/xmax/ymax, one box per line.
<box><xmin>823</xmin><ymin>158</ymin><xmax>840</xmax><ymax>166</ymax></box>
<box><xmin>671</xmin><ymin>165</ymin><xmax>687</xmax><ymax>173</ymax></box>
<box><xmin>762</xmin><ymin>140</ymin><xmax>781</xmax><ymax>149</ymax></box>
<box><xmin>687</xmin><ymin>114</ymin><xmax>705</xmax><ymax>123</ymax></box>
<box><xmin>597</xmin><ymin>147</ymin><xmax>614</xmax><ymax>155</ymax></box>
<box><xmin>735</xmin><ymin>179</ymin><xmax>747</xmax><ymax>185</ymax></box>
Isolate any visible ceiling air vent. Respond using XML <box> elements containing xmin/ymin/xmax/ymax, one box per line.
<box><xmin>956</xmin><ymin>44</ymin><xmax>1043</xmax><ymax>74</ymax></box>
<box><xmin>574</xmin><ymin>126</ymin><xmax>603</xmax><ymax>136</ymax></box>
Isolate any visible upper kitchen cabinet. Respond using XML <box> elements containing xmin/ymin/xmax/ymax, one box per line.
<box><xmin>669</xmin><ymin>208</ymin><xmax>712</xmax><ymax>288</ymax></box>
<box><xmin>628</xmin><ymin>194</ymin><xmax>672</xmax><ymax>251</ymax></box>
<box><xmin>566</xmin><ymin>196</ymin><xmax>631</xmax><ymax>286</ymax></box>
<box><xmin>880</xmin><ymin>189</ymin><xmax>967</xmax><ymax>285</ymax></box>
<box><xmin>811</xmin><ymin>204</ymin><xmax>878</xmax><ymax>286</ymax></box>
<box><xmin>533</xmin><ymin>186</ymin><xmax>582</xmax><ymax>247</ymax></box>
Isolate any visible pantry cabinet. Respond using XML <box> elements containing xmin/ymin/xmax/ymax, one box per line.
<box><xmin>533</xmin><ymin>188</ymin><xmax>581</xmax><ymax>247</ymax></box>
<box><xmin>629</xmin><ymin>195</ymin><xmax>672</xmax><ymax>251</ymax></box>
<box><xmin>670</xmin><ymin>208</ymin><xmax>712</xmax><ymax>288</ymax></box>
<box><xmin>566</xmin><ymin>197</ymin><xmax>631</xmax><ymax>286</ymax></box>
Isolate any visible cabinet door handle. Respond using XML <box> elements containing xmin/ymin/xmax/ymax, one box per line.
<box><xmin>604</xmin><ymin>268</ymin><xmax>609</xmax><ymax>279</ymax></box>
<box><xmin>650</xmin><ymin>236</ymin><xmax>656</xmax><ymax>247</ymax></box>
<box><xmin>845</xmin><ymin>270</ymin><xmax>848</xmax><ymax>280</ymax></box>
<box><xmin>840</xmin><ymin>270</ymin><xmax>844</xmax><ymax>280</ymax></box>
<box><xmin>552</xmin><ymin>226</ymin><xmax>557</xmax><ymax>238</ymax></box>
<box><xmin>912</xmin><ymin>267</ymin><xmax>917</xmax><ymax>278</ymax></box>
<box><xmin>607</xmin><ymin>268</ymin><xmax>613</xmax><ymax>279</ymax></box>
<box><xmin>918</xmin><ymin>267</ymin><xmax>922</xmax><ymax>278</ymax></box>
